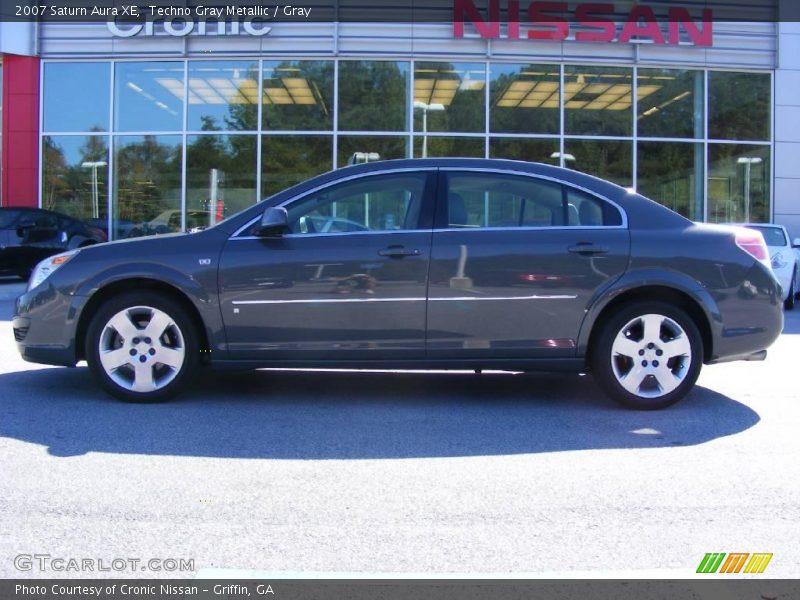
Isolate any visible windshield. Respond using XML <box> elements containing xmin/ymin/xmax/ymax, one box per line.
<box><xmin>0</xmin><ymin>210</ymin><xmax>22</xmax><ymax>229</ymax></box>
<box><xmin>748</xmin><ymin>226</ymin><xmax>787</xmax><ymax>247</ymax></box>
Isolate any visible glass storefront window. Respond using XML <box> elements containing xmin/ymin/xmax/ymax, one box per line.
<box><xmin>44</xmin><ymin>63</ymin><xmax>111</xmax><ymax>133</ymax></box>
<box><xmin>262</xmin><ymin>135</ymin><xmax>333</xmax><ymax>198</ymax></box>
<box><xmin>413</xmin><ymin>136</ymin><xmax>484</xmax><ymax>158</ymax></box>
<box><xmin>338</xmin><ymin>61</ymin><xmax>409</xmax><ymax>132</ymax></box>
<box><xmin>708</xmin><ymin>144</ymin><xmax>770</xmax><ymax>223</ymax></box>
<box><xmin>413</xmin><ymin>62</ymin><xmax>485</xmax><ymax>134</ymax></box>
<box><xmin>263</xmin><ymin>60</ymin><xmax>334</xmax><ymax>131</ymax></box>
<box><xmin>565</xmin><ymin>66</ymin><xmax>633</xmax><ymax>136</ymax></box>
<box><xmin>36</xmin><ymin>59</ymin><xmax>773</xmax><ymax>233</ymax></box>
<box><xmin>187</xmin><ymin>61</ymin><xmax>259</xmax><ymax>132</ymax></box>
<box><xmin>187</xmin><ymin>134</ymin><xmax>257</xmax><ymax>225</ymax></box>
<box><xmin>41</xmin><ymin>136</ymin><xmax>109</xmax><ymax>229</ymax></box>
<box><xmin>709</xmin><ymin>71</ymin><xmax>771</xmax><ymax>141</ymax></box>
<box><xmin>638</xmin><ymin>141</ymin><xmax>704</xmax><ymax>220</ymax></box>
<box><xmin>115</xmin><ymin>62</ymin><xmax>184</xmax><ymax>132</ymax></box>
<box><xmin>489</xmin><ymin>138</ymin><xmax>559</xmax><ymax>164</ymax></box>
<box><xmin>337</xmin><ymin>135</ymin><xmax>409</xmax><ymax>166</ymax></box>
<box><xmin>113</xmin><ymin>135</ymin><xmax>182</xmax><ymax>237</ymax></box>
<box><xmin>490</xmin><ymin>64</ymin><xmax>560</xmax><ymax>135</ymax></box>
<box><xmin>564</xmin><ymin>139</ymin><xmax>633</xmax><ymax>187</ymax></box>
<box><xmin>637</xmin><ymin>68</ymin><xmax>704</xmax><ymax>140</ymax></box>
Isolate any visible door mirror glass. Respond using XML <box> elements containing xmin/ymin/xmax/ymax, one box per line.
<box><xmin>257</xmin><ymin>206</ymin><xmax>289</xmax><ymax>237</ymax></box>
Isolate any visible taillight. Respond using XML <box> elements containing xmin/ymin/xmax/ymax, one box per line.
<box><xmin>735</xmin><ymin>228</ymin><xmax>770</xmax><ymax>267</ymax></box>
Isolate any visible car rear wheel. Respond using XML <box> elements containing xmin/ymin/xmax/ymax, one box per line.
<box><xmin>592</xmin><ymin>302</ymin><xmax>703</xmax><ymax>410</ymax></box>
<box><xmin>86</xmin><ymin>292</ymin><xmax>198</xmax><ymax>402</ymax></box>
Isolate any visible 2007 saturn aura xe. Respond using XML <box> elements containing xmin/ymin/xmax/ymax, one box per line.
<box><xmin>13</xmin><ymin>159</ymin><xmax>783</xmax><ymax>410</ymax></box>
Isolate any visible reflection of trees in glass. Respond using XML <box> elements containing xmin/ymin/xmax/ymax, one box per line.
<box><xmin>42</xmin><ymin>133</ymin><xmax>108</xmax><ymax>219</ymax></box>
<box><xmin>187</xmin><ymin>133</ymin><xmax>257</xmax><ymax>216</ymax></box>
<box><xmin>707</xmin><ymin>144</ymin><xmax>770</xmax><ymax>223</ymax></box>
<box><xmin>414</xmin><ymin>137</ymin><xmax>484</xmax><ymax>158</ymax></box>
<box><xmin>263</xmin><ymin>60</ymin><xmax>334</xmax><ymax>131</ymax></box>
<box><xmin>414</xmin><ymin>62</ymin><xmax>485</xmax><ymax>134</ymax></box>
<box><xmin>187</xmin><ymin>63</ymin><xmax>260</xmax><ymax>132</ymax></box>
<box><xmin>565</xmin><ymin>67</ymin><xmax>633</xmax><ymax>136</ymax></box>
<box><xmin>115</xmin><ymin>136</ymin><xmax>181</xmax><ymax>224</ymax></box>
<box><xmin>337</xmin><ymin>136</ymin><xmax>408</xmax><ymax>167</ymax></box>
<box><xmin>262</xmin><ymin>136</ymin><xmax>332</xmax><ymax>197</ymax></box>
<box><xmin>709</xmin><ymin>72</ymin><xmax>770</xmax><ymax>141</ymax></box>
<box><xmin>565</xmin><ymin>140</ymin><xmax>632</xmax><ymax>187</ymax></box>
<box><xmin>490</xmin><ymin>65</ymin><xmax>560</xmax><ymax>134</ymax></box>
<box><xmin>637</xmin><ymin>69</ymin><xmax>702</xmax><ymax>139</ymax></box>
<box><xmin>637</xmin><ymin>142</ymin><xmax>701</xmax><ymax>219</ymax></box>
<box><xmin>339</xmin><ymin>61</ymin><xmax>408</xmax><ymax>131</ymax></box>
<box><xmin>489</xmin><ymin>138</ymin><xmax>559</xmax><ymax>164</ymax></box>
<box><xmin>42</xmin><ymin>138</ymin><xmax>69</xmax><ymax>211</ymax></box>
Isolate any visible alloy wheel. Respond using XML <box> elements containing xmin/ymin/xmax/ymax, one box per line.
<box><xmin>610</xmin><ymin>313</ymin><xmax>692</xmax><ymax>399</ymax></box>
<box><xmin>98</xmin><ymin>305</ymin><xmax>186</xmax><ymax>393</ymax></box>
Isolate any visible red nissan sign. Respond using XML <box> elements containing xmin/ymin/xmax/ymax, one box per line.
<box><xmin>453</xmin><ymin>1</ymin><xmax>713</xmax><ymax>47</ymax></box>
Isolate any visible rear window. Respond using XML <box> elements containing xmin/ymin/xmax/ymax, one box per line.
<box><xmin>748</xmin><ymin>226</ymin><xmax>787</xmax><ymax>247</ymax></box>
<box><xmin>0</xmin><ymin>210</ymin><xmax>22</xmax><ymax>229</ymax></box>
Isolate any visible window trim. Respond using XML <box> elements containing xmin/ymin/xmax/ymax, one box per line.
<box><xmin>434</xmin><ymin>167</ymin><xmax>628</xmax><ymax>231</ymax></box>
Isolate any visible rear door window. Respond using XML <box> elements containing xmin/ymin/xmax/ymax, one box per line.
<box><xmin>441</xmin><ymin>172</ymin><xmax>623</xmax><ymax>228</ymax></box>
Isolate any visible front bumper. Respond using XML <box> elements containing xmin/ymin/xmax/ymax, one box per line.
<box><xmin>13</xmin><ymin>283</ymin><xmax>85</xmax><ymax>367</ymax></box>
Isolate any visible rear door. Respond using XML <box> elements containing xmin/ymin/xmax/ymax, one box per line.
<box><xmin>426</xmin><ymin>169</ymin><xmax>630</xmax><ymax>358</ymax></box>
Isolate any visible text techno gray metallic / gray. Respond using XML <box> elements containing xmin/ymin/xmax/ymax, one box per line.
<box><xmin>13</xmin><ymin>159</ymin><xmax>783</xmax><ymax>409</ymax></box>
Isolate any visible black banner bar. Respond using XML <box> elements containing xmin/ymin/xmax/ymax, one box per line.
<box><xmin>0</xmin><ymin>0</ymin><xmax>789</xmax><ymax>24</ymax></box>
<box><xmin>2</xmin><ymin>579</ymin><xmax>800</xmax><ymax>600</ymax></box>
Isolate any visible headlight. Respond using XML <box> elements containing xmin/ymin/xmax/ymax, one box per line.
<box><xmin>28</xmin><ymin>250</ymin><xmax>79</xmax><ymax>291</ymax></box>
<box><xmin>771</xmin><ymin>252</ymin><xmax>788</xmax><ymax>270</ymax></box>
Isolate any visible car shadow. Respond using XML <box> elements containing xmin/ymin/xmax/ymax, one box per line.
<box><xmin>0</xmin><ymin>367</ymin><xmax>759</xmax><ymax>459</ymax></box>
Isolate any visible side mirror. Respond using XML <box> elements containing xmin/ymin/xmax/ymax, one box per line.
<box><xmin>793</xmin><ymin>238</ymin><xmax>800</xmax><ymax>249</ymax></box>
<box><xmin>256</xmin><ymin>206</ymin><xmax>289</xmax><ymax>237</ymax></box>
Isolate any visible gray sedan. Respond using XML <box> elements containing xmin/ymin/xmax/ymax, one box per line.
<box><xmin>13</xmin><ymin>159</ymin><xmax>783</xmax><ymax>409</ymax></box>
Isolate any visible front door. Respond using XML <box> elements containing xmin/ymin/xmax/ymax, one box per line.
<box><xmin>427</xmin><ymin>170</ymin><xmax>630</xmax><ymax>358</ymax></box>
<box><xmin>219</xmin><ymin>170</ymin><xmax>436</xmax><ymax>360</ymax></box>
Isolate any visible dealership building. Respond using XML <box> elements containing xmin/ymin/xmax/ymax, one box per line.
<box><xmin>1</xmin><ymin>2</ymin><xmax>799</xmax><ymax>239</ymax></box>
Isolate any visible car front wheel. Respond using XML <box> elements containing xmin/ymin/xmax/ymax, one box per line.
<box><xmin>592</xmin><ymin>302</ymin><xmax>703</xmax><ymax>410</ymax></box>
<box><xmin>86</xmin><ymin>292</ymin><xmax>198</xmax><ymax>402</ymax></box>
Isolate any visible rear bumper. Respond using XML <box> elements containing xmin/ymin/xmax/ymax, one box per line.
<box><xmin>708</xmin><ymin>263</ymin><xmax>784</xmax><ymax>363</ymax></box>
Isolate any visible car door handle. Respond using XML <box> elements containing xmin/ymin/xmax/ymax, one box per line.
<box><xmin>568</xmin><ymin>243</ymin><xmax>610</xmax><ymax>256</ymax></box>
<box><xmin>378</xmin><ymin>246</ymin><xmax>421</xmax><ymax>258</ymax></box>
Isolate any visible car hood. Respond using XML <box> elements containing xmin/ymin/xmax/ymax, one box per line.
<box><xmin>95</xmin><ymin>231</ymin><xmax>188</xmax><ymax>248</ymax></box>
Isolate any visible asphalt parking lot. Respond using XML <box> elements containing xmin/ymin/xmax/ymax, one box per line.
<box><xmin>0</xmin><ymin>276</ymin><xmax>798</xmax><ymax>578</ymax></box>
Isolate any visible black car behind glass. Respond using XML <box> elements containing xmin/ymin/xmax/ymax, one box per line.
<box><xmin>0</xmin><ymin>208</ymin><xmax>106</xmax><ymax>279</ymax></box>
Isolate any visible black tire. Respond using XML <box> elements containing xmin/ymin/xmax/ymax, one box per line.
<box><xmin>591</xmin><ymin>301</ymin><xmax>703</xmax><ymax>410</ymax></box>
<box><xmin>86</xmin><ymin>291</ymin><xmax>198</xmax><ymax>403</ymax></box>
<box><xmin>784</xmin><ymin>277</ymin><xmax>795</xmax><ymax>311</ymax></box>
